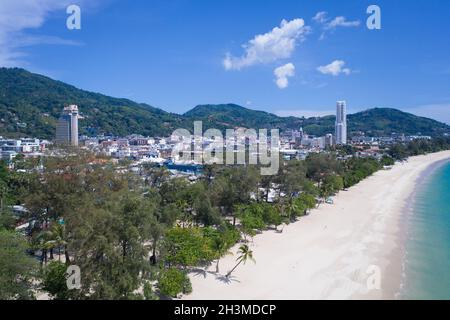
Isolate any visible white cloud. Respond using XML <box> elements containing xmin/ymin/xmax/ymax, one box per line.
<box><xmin>0</xmin><ymin>0</ymin><xmax>87</xmax><ymax>67</ymax></box>
<box><xmin>223</xmin><ymin>19</ymin><xmax>309</xmax><ymax>70</ymax></box>
<box><xmin>274</xmin><ymin>63</ymin><xmax>295</xmax><ymax>89</ymax></box>
<box><xmin>324</xmin><ymin>16</ymin><xmax>361</xmax><ymax>30</ymax></box>
<box><xmin>317</xmin><ymin>60</ymin><xmax>352</xmax><ymax>76</ymax></box>
<box><xmin>312</xmin><ymin>11</ymin><xmax>328</xmax><ymax>24</ymax></box>
<box><xmin>312</xmin><ymin>11</ymin><xmax>360</xmax><ymax>40</ymax></box>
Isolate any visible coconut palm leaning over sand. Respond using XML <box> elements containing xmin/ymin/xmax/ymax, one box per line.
<box><xmin>226</xmin><ymin>244</ymin><xmax>255</xmax><ymax>278</ymax></box>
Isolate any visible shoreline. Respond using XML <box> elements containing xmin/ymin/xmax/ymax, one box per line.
<box><xmin>184</xmin><ymin>150</ymin><xmax>450</xmax><ymax>300</ymax></box>
<box><xmin>396</xmin><ymin>157</ymin><xmax>450</xmax><ymax>299</ymax></box>
<box><xmin>375</xmin><ymin>156</ymin><xmax>450</xmax><ymax>300</ymax></box>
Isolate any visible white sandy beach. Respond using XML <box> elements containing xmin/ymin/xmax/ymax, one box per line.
<box><xmin>184</xmin><ymin>151</ymin><xmax>450</xmax><ymax>300</ymax></box>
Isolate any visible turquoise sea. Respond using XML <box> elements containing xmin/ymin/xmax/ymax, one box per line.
<box><xmin>400</xmin><ymin>160</ymin><xmax>450</xmax><ymax>299</ymax></box>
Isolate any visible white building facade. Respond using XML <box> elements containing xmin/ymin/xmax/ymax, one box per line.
<box><xmin>335</xmin><ymin>101</ymin><xmax>347</xmax><ymax>145</ymax></box>
<box><xmin>56</xmin><ymin>105</ymin><xmax>80</xmax><ymax>146</ymax></box>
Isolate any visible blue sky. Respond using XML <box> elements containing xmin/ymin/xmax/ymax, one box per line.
<box><xmin>1</xmin><ymin>0</ymin><xmax>450</xmax><ymax>123</ymax></box>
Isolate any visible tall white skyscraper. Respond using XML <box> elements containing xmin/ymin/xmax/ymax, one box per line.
<box><xmin>56</xmin><ymin>105</ymin><xmax>80</xmax><ymax>146</ymax></box>
<box><xmin>335</xmin><ymin>101</ymin><xmax>347</xmax><ymax>145</ymax></box>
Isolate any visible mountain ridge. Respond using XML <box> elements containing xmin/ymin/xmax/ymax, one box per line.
<box><xmin>183</xmin><ymin>103</ymin><xmax>450</xmax><ymax>137</ymax></box>
<box><xmin>1</xmin><ymin>68</ymin><xmax>449</xmax><ymax>139</ymax></box>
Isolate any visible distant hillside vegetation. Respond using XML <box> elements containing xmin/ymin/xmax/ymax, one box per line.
<box><xmin>184</xmin><ymin>104</ymin><xmax>450</xmax><ymax>137</ymax></box>
<box><xmin>0</xmin><ymin>68</ymin><xmax>187</xmax><ymax>138</ymax></box>
<box><xmin>347</xmin><ymin>108</ymin><xmax>449</xmax><ymax>137</ymax></box>
<box><xmin>1</xmin><ymin>68</ymin><xmax>449</xmax><ymax>139</ymax></box>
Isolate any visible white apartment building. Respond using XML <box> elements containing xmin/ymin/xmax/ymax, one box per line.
<box><xmin>335</xmin><ymin>101</ymin><xmax>347</xmax><ymax>145</ymax></box>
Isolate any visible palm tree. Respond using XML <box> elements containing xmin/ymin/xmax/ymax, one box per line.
<box><xmin>285</xmin><ymin>200</ymin><xmax>299</xmax><ymax>222</ymax></box>
<box><xmin>48</xmin><ymin>223</ymin><xmax>68</xmax><ymax>262</ymax></box>
<box><xmin>226</xmin><ymin>244</ymin><xmax>255</xmax><ymax>278</ymax></box>
<box><xmin>37</xmin><ymin>222</ymin><xmax>69</xmax><ymax>264</ymax></box>
<box><xmin>212</xmin><ymin>237</ymin><xmax>232</xmax><ymax>273</ymax></box>
<box><xmin>35</xmin><ymin>229</ymin><xmax>53</xmax><ymax>265</ymax></box>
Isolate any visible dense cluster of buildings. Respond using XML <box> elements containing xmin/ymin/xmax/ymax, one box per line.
<box><xmin>0</xmin><ymin>137</ymin><xmax>48</xmax><ymax>161</ymax></box>
<box><xmin>49</xmin><ymin>101</ymin><xmax>350</xmax><ymax>165</ymax></box>
<box><xmin>82</xmin><ymin>134</ymin><xmax>165</xmax><ymax>161</ymax></box>
<box><xmin>1</xmin><ymin>101</ymin><xmax>431</xmax><ymax>168</ymax></box>
<box><xmin>48</xmin><ymin>102</ymin><xmax>350</xmax><ymax>165</ymax></box>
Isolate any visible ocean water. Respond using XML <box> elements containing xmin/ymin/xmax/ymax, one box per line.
<box><xmin>401</xmin><ymin>160</ymin><xmax>450</xmax><ymax>299</ymax></box>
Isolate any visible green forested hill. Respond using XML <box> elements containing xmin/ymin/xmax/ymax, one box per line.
<box><xmin>184</xmin><ymin>104</ymin><xmax>304</xmax><ymax>131</ymax></box>
<box><xmin>0</xmin><ymin>68</ymin><xmax>187</xmax><ymax>138</ymax></box>
<box><xmin>184</xmin><ymin>104</ymin><xmax>450</xmax><ymax>137</ymax></box>
<box><xmin>347</xmin><ymin>108</ymin><xmax>450</xmax><ymax>137</ymax></box>
<box><xmin>1</xmin><ymin>68</ymin><xmax>449</xmax><ymax>139</ymax></box>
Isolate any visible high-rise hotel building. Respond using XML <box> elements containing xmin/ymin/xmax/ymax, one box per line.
<box><xmin>55</xmin><ymin>105</ymin><xmax>80</xmax><ymax>146</ymax></box>
<box><xmin>335</xmin><ymin>101</ymin><xmax>347</xmax><ymax>145</ymax></box>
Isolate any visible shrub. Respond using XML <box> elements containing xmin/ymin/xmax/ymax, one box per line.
<box><xmin>158</xmin><ymin>268</ymin><xmax>192</xmax><ymax>298</ymax></box>
<box><xmin>42</xmin><ymin>261</ymin><xmax>71</xmax><ymax>300</ymax></box>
